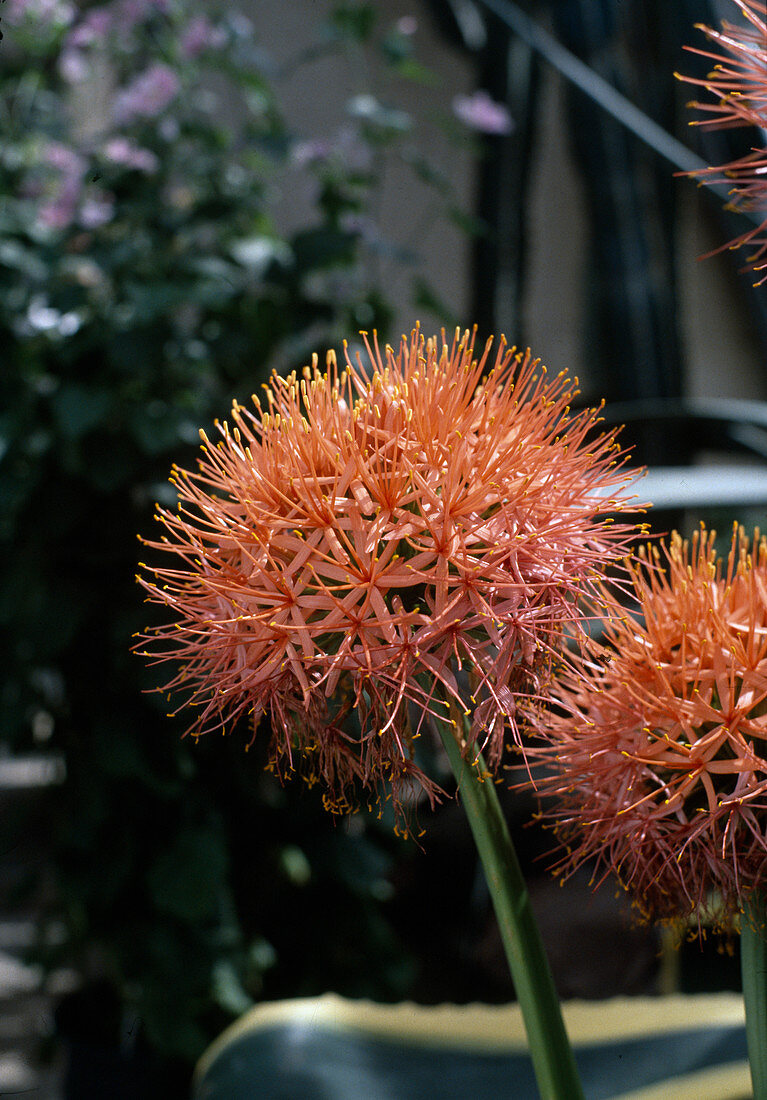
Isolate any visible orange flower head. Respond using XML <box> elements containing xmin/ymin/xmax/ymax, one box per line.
<box><xmin>137</xmin><ymin>327</ymin><xmax>640</xmax><ymax>825</ymax></box>
<box><xmin>677</xmin><ymin>1</ymin><xmax>767</xmax><ymax>283</ymax></box>
<box><xmin>531</xmin><ymin>525</ymin><xmax>767</xmax><ymax>926</ymax></box>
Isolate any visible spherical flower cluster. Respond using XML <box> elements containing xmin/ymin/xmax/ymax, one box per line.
<box><xmin>677</xmin><ymin>1</ymin><xmax>767</xmax><ymax>283</ymax></box>
<box><xmin>137</xmin><ymin>328</ymin><xmax>639</xmax><ymax>822</ymax></box>
<box><xmin>531</xmin><ymin>525</ymin><xmax>767</xmax><ymax>927</ymax></box>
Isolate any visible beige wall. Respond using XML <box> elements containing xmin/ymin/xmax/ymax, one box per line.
<box><xmin>523</xmin><ymin>64</ymin><xmax>765</xmax><ymax>401</ymax></box>
<box><xmin>259</xmin><ymin>0</ymin><xmax>764</xmax><ymax>398</ymax></box>
<box><xmin>260</xmin><ymin>0</ymin><xmax>474</xmax><ymax>342</ymax></box>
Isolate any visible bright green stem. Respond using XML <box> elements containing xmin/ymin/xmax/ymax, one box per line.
<box><xmin>434</xmin><ymin>706</ymin><xmax>584</xmax><ymax>1100</ymax></box>
<box><xmin>742</xmin><ymin>894</ymin><xmax>767</xmax><ymax>1100</ymax></box>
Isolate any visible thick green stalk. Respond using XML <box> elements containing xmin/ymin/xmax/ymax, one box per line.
<box><xmin>742</xmin><ymin>894</ymin><xmax>767</xmax><ymax>1100</ymax></box>
<box><xmin>433</xmin><ymin>702</ymin><xmax>584</xmax><ymax>1100</ymax></box>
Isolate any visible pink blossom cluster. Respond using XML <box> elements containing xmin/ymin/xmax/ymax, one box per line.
<box><xmin>32</xmin><ymin>133</ymin><xmax>162</xmax><ymax>232</ymax></box>
<box><xmin>180</xmin><ymin>15</ymin><xmax>227</xmax><ymax>59</ymax></box>
<box><xmin>36</xmin><ymin>142</ymin><xmax>86</xmax><ymax>230</ymax></box>
<box><xmin>452</xmin><ymin>90</ymin><xmax>514</xmax><ymax>135</ymax></box>
<box><xmin>5</xmin><ymin>0</ymin><xmax>75</xmax><ymax>30</ymax></box>
<box><xmin>113</xmin><ymin>64</ymin><xmax>180</xmax><ymax>126</ymax></box>
<box><xmin>57</xmin><ymin>1</ymin><xmax>172</xmax><ymax>82</ymax></box>
<box><xmin>102</xmin><ymin>137</ymin><xmax>159</xmax><ymax>174</ymax></box>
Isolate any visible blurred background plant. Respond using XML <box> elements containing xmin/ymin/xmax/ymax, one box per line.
<box><xmin>0</xmin><ymin>0</ymin><xmax>485</xmax><ymax>1089</ymax></box>
<box><xmin>5</xmin><ymin>0</ymin><xmax>767</xmax><ymax>1095</ymax></box>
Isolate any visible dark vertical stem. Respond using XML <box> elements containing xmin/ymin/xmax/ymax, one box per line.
<box><xmin>433</xmin><ymin>700</ymin><xmax>584</xmax><ymax>1100</ymax></box>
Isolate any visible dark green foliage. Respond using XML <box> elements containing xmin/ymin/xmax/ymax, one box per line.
<box><xmin>0</xmin><ymin>0</ymin><xmax>468</xmax><ymax>1073</ymax></box>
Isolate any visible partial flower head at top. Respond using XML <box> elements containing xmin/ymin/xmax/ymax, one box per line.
<box><xmin>530</xmin><ymin>526</ymin><xmax>767</xmax><ymax>928</ymax></box>
<box><xmin>677</xmin><ymin>0</ymin><xmax>767</xmax><ymax>283</ymax></box>
<box><xmin>136</xmin><ymin>328</ymin><xmax>641</xmax><ymax>825</ymax></box>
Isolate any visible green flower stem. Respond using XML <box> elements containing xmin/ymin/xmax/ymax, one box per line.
<box><xmin>742</xmin><ymin>893</ymin><xmax>767</xmax><ymax>1100</ymax></box>
<box><xmin>433</xmin><ymin>700</ymin><xmax>584</xmax><ymax>1100</ymax></box>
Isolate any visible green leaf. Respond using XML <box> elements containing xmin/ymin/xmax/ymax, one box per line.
<box><xmin>125</xmin><ymin>282</ymin><xmax>193</xmax><ymax>322</ymax></box>
<box><xmin>51</xmin><ymin>385</ymin><xmax>110</xmax><ymax>440</ymax></box>
<box><xmin>449</xmin><ymin>205</ymin><xmax>489</xmax><ymax>238</ymax></box>
<box><xmin>129</xmin><ymin>404</ymin><xmax>189</xmax><ymax>456</ymax></box>
<box><xmin>347</xmin><ymin>94</ymin><xmax>412</xmax><ymax>134</ymax></box>
<box><xmin>148</xmin><ymin>827</ymin><xmax>229</xmax><ymax>922</ymax></box>
<box><xmin>0</xmin><ymin>239</ymin><xmax>48</xmax><ymax>281</ymax></box>
<box><xmin>328</xmin><ymin>4</ymin><xmax>377</xmax><ymax>42</ymax></box>
<box><xmin>292</xmin><ymin>227</ymin><xmax>356</xmax><ymax>271</ymax></box>
<box><xmin>211</xmin><ymin>959</ymin><xmax>254</xmax><ymax>1016</ymax></box>
<box><xmin>402</xmin><ymin>149</ymin><xmax>452</xmax><ymax>194</ymax></box>
<box><xmin>388</xmin><ymin>58</ymin><xmax>439</xmax><ymax>86</ymax></box>
<box><xmin>412</xmin><ymin>276</ymin><xmax>458</xmax><ymax>326</ymax></box>
<box><xmin>229</xmin><ymin>236</ymin><xmax>292</xmax><ymax>276</ymax></box>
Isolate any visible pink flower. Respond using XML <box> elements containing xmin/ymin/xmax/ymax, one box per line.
<box><xmin>6</xmin><ymin>0</ymin><xmax>75</xmax><ymax>28</ymax></box>
<box><xmin>79</xmin><ymin>192</ymin><xmax>114</xmax><ymax>228</ymax></box>
<box><xmin>117</xmin><ymin>0</ymin><xmax>169</xmax><ymax>29</ymax></box>
<box><xmin>291</xmin><ymin>128</ymin><xmax>371</xmax><ymax>173</ymax></box>
<box><xmin>452</xmin><ymin>91</ymin><xmax>514</xmax><ymax>135</ymax></box>
<box><xmin>290</xmin><ymin>139</ymin><xmax>332</xmax><ymax>169</ymax></box>
<box><xmin>103</xmin><ymin>137</ymin><xmax>159</xmax><ymax>174</ymax></box>
<box><xmin>113</xmin><ymin>63</ymin><xmax>180</xmax><ymax>125</ymax></box>
<box><xmin>67</xmin><ymin>7</ymin><xmax>112</xmax><ymax>47</ymax></box>
<box><xmin>59</xmin><ymin>47</ymin><xmax>89</xmax><ymax>83</ymax></box>
<box><xmin>36</xmin><ymin>141</ymin><xmax>86</xmax><ymax>231</ymax></box>
<box><xmin>396</xmin><ymin>16</ymin><xmax>418</xmax><ymax>36</ymax></box>
<box><xmin>58</xmin><ymin>7</ymin><xmax>112</xmax><ymax>82</ymax></box>
<box><xmin>137</xmin><ymin>328</ymin><xmax>641</xmax><ymax>825</ymax></box>
<box><xmin>42</xmin><ymin>141</ymin><xmax>86</xmax><ymax>177</ymax></box>
<box><xmin>179</xmin><ymin>15</ymin><xmax>226</xmax><ymax>59</ymax></box>
<box><xmin>38</xmin><ymin>190</ymin><xmax>80</xmax><ymax>230</ymax></box>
